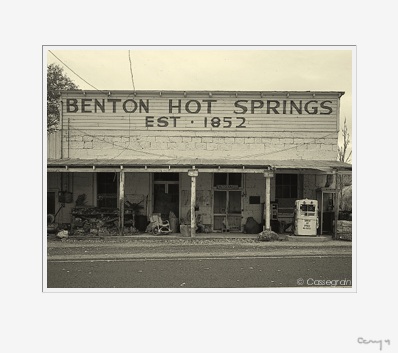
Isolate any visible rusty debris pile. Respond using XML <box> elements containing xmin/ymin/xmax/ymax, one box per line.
<box><xmin>337</xmin><ymin>220</ymin><xmax>352</xmax><ymax>241</ymax></box>
<box><xmin>71</xmin><ymin>207</ymin><xmax>120</xmax><ymax>236</ymax></box>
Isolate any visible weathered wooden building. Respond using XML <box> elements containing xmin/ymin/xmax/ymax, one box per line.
<box><xmin>47</xmin><ymin>90</ymin><xmax>352</xmax><ymax>236</ymax></box>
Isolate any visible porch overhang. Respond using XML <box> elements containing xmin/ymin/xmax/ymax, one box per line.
<box><xmin>47</xmin><ymin>158</ymin><xmax>352</xmax><ymax>175</ymax></box>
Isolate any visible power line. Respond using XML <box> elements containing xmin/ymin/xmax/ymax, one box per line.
<box><xmin>48</xmin><ymin>50</ymin><xmax>108</xmax><ymax>94</ymax></box>
<box><xmin>128</xmin><ymin>50</ymin><xmax>136</xmax><ymax>91</ymax></box>
<box><xmin>236</xmin><ymin>132</ymin><xmax>337</xmax><ymax>159</ymax></box>
<box><xmin>69</xmin><ymin>126</ymin><xmax>176</xmax><ymax>159</ymax></box>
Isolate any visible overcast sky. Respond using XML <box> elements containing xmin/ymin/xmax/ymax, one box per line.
<box><xmin>46</xmin><ymin>46</ymin><xmax>353</xmax><ymax>151</ymax></box>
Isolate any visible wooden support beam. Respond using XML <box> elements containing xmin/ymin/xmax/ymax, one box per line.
<box><xmin>191</xmin><ymin>176</ymin><xmax>196</xmax><ymax>238</ymax></box>
<box><xmin>334</xmin><ymin>171</ymin><xmax>339</xmax><ymax>240</ymax></box>
<box><xmin>119</xmin><ymin>170</ymin><xmax>125</xmax><ymax>236</ymax></box>
<box><xmin>265</xmin><ymin>176</ymin><xmax>271</xmax><ymax>231</ymax></box>
<box><xmin>47</xmin><ymin>167</ymin><xmax>275</xmax><ymax>174</ymax></box>
<box><xmin>188</xmin><ymin>169</ymin><xmax>198</xmax><ymax>237</ymax></box>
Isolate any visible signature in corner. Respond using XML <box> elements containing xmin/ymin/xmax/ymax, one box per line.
<box><xmin>358</xmin><ymin>337</ymin><xmax>391</xmax><ymax>351</ymax></box>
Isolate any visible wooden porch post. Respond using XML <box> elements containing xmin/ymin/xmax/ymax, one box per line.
<box><xmin>334</xmin><ymin>170</ymin><xmax>339</xmax><ymax>240</ymax></box>
<box><xmin>119</xmin><ymin>168</ymin><xmax>125</xmax><ymax>236</ymax></box>
<box><xmin>188</xmin><ymin>168</ymin><xmax>198</xmax><ymax>237</ymax></box>
<box><xmin>264</xmin><ymin>175</ymin><xmax>271</xmax><ymax>231</ymax></box>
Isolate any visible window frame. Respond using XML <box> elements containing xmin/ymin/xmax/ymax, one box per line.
<box><xmin>275</xmin><ymin>173</ymin><xmax>298</xmax><ymax>199</ymax></box>
<box><xmin>96</xmin><ymin>172</ymin><xmax>118</xmax><ymax>208</ymax></box>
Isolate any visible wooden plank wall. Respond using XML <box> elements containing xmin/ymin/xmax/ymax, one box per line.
<box><xmin>47</xmin><ymin>131</ymin><xmax>61</xmax><ymax>159</ymax></box>
<box><xmin>61</xmin><ymin>92</ymin><xmax>340</xmax><ymax>134</ymax></box>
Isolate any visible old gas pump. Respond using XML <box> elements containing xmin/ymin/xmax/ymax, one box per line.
<box><xmin>294</xmin><ymin>199</ymin><xmax>319</xmax><ymax>236</ymax></box>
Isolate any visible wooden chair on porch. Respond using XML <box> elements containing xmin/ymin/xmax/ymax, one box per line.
<box><xmin>149</xmin><ymin>213</ymin><xmax>172</xmax><ymax>235</ymax></box>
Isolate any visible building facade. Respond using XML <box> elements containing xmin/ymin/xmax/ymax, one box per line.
<box><xmin>47</xmin><ymin>90</ymin><xmax>351</xmax><ymax>236</ymax></box>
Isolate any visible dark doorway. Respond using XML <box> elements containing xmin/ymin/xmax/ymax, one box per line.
<box><xmin>47</xmin><ymin>191</ymin><xmax>56</xmax><ymax>215</ymax></box>
<box><xmin>153</xmin><ymin>173</ymin><xmax>179</xmax><ymax>219</ymax></box>
<box><xmin>213</xmin><ymin>173</ymin><xmax>242</xmax><ymax>231</ymax></box>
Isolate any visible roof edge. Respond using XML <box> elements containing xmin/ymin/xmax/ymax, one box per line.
<box><xmin>58</xmin><ymin>90</ymin><xmax>345</xmax><ymax>97</ymax></box>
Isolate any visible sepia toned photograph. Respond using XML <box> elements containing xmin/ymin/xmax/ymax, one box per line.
<box><xmin>3</xmin><ymin>1</ymin><xmax>396</xmax><ymax>350</ymax></box>
<box><xmin>45</xmin><ymin>46</ymin><xmax>353</xmax><ymax>290</ymax></box>
<box><xmin>4</xmin><ymin>0</ymin><xmax>397</xmax><ymax>349</ymax></box>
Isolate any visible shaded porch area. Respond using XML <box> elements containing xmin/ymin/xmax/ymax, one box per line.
<box><xmin>47</xmin><ymin>157</ymin><xmax>351</xmax><ymax>239</ymax></box>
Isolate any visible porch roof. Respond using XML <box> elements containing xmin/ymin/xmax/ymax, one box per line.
<box><xmin>47</xmin><ymin>158</ymin><xmax>352</xmax><ymax>173</ymax></box>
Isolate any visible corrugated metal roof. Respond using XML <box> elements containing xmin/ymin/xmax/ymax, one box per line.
<box><xmin>47</xmin><ymin>158</ymin><xmax>351</xmax><ymax>171</ymax></box>
<box><xmin>60</xmin><ymin>90</ymin><xmax>345</xmax><ymax>97</ymax></box>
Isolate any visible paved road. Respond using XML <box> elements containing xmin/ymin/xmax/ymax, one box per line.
<box><xmin>47</xmin><ymin>255</ymin><xmax>352</xmax><ymax>288</ymax></box>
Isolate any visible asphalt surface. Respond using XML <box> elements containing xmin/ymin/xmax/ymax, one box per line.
<box><xmin>46</xmin><ymin>237</ymin><xmax>352</xmax><ymax>289</ymax></box>
<box><xmin>47</xmin><ymin>256</ymin><xmax>351</xmax><ymax>288</ymax></box>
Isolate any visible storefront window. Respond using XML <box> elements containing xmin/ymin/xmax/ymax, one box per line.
<box><xmin>275</xmin><ymin>174</ymin><xmax>298</xmax><ymax>198</ymax></box>
<box><xmin>154</xmin><ymin>173</ymin><xmax>179</xmax><ymax>182</ymax></box>
<box><xmin>214</xmin><ymin>173</ymin><xmax>227</xmax><ymax>186</ymax></box>
<box><xmin>213</xmin><ymin>173</ymin><xmax>242</xmax><ymax>187</ymax></box>
<box><xmin>228</xmin><ymin>173</ymin><xmax>242</xmax><ymax>187</ymax></box>
<box><xmin>97</xmin><ymin>173</ymin><xmax>117</xmax><ymax>208</ymax></box>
